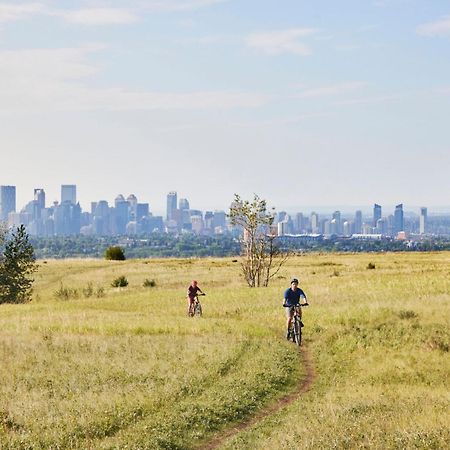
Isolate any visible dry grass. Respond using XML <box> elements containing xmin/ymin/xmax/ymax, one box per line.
<box><xmin>0</xmin><ymin>252</ymin><xmax>449</xmax><ymax>449</ymax></box>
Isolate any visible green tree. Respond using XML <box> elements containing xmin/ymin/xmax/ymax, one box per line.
<box><xmin>105</xmin><ymin>246</ymin><xmax>126</xmax><ymax>261</ymax></box>
<box><xmin>229</xmin><ymin>194</ymin><xmax>288</xmax><ymax>287</ymax></box>
<box><xmin>0</xmin><ymin>225</ymin><xmax>38</xmax><ymax>304</ymax></box>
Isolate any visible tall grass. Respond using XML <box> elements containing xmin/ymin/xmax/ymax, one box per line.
<box><xmin>0</xmin><ymin>252</ymin><xmax>449</xmax><ymax>449</ymax></box>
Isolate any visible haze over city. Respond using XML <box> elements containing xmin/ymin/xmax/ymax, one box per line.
<box><xmin>1</xmin><ymin>0</ymin><xmax>449</xmax><ymax>211</ymax></box>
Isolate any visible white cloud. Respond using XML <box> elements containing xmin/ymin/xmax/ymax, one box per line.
<box><xmin>138</xmin><ymin>0</ymin><xmax>228</xmax><ymax>12</ymax></box>
<box><xmin>58</xmin><ymin>8</ymin><xmax>139</xmax><ymax>25</ymax></box>
<box><xmin>0</xmin><ymin>2</ymin><xmax>44</xmax><ymax>22</ymax></box>
<box><xmin>246</xmin><ymin>28</ymin><xmax>317</xmax><ymax>56</ymax></box>
<box><xmin>0</xmin><ymin>46</ymin><xmax>268</xmax><ymax>112</ymax></box>
<box><xmin>417</xmin><ymin>16</ymin><xmax>450</xmax><ymax>37</ymax></box>
<box><xmin>295</xmin><ymin>82</ymin><xmax>367</xmax><ymax>99</ymax></box>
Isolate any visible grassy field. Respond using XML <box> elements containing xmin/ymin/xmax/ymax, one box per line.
<box><xmin>0</xmin><ymin>252</ymin><xmax>449</xmax><ymax>449</ymax></box>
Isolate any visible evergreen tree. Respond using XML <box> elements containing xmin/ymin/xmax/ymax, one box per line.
<box><xmin>0</xmin><ymin>225</ymin><xmax>37</xmax><ymax>304</ymax></box>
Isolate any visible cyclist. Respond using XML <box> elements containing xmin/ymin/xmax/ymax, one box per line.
<box><xmin>283</xmin><ymin>278</ymin><xmax>308</xmax><ymax>339</ymax></box>
<box><xmin>187</xmin><ymin>280</ymin><xmax>204</xmax><ymax>315</ymax></box>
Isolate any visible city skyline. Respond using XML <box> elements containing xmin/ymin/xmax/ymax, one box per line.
<box><xmin>1</xmin><ymin>1</ymin><xmax>449</xmax><ymax>211</ymax></box>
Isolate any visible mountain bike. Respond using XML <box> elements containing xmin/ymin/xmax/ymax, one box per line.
<box><xmin>288</xmin><ymin>303</ymin><xmax>308</xmax><ymax>346</ymax></box>
<box><xmin>188</xmin><ymin>293</ymin><xmax>205</xmax><ymax>317</ymax></box>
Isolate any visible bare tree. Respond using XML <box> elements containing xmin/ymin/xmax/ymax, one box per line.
<box><xmin>229</xmin><ymin>194</ymin><xmax>289</xmax><ymax>287</ymax></box>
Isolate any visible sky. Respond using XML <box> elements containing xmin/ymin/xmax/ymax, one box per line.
<box><xmin>0</xmin><ymin>0</ymin><xmax>449</xmax><ymax>215</ymax></box>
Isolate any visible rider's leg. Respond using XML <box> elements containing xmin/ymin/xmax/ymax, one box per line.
<box><xmin>286</xmin><ymin>307</ymin><xmax>294</xmax><ymax>337</ymax></box>
<box><xmin>187</xmin><ymin>297</ymin><xmax>194</xmax><ymax>315</ymax></box>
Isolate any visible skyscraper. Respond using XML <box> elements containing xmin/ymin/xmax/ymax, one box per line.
<box><xmin>61</xmin><ymin>185</ymin><xmax>76</xmax><ymax>204</ymax></box>
<box><xmin>354</xmin><ymin>210</ymin><xmax>362</xmax><ymax>234</ymax></box>
<box><xmin>179</xmin><ymin>198</ymin><xmax>190</xmax><ymax>210</ymax></box>
<box><xmin>420</xmin><ymin>207</ymin><xmax>427</xmax><ymax>234</ymax></box>
<box><xmin>332</xmin><ymin>210</ymin><xmax>341</xmax><ymax>234</ymax></box>
<box><xmin>310</xmin><ymin>212</ymin><xmax>319</xmax><ymax>233</ymax></box>
<box><xmin>0</xmin><ymin>185</ymin><xmax>16</xmax><ymax>221</ymax></box>
<box><xmin>394</xmin><ymin>204</ymin><xmax>404</xmax><ymax>234</ymax></box>
<box><xmin>34</xmin><ymin>188</ymin><xmax>45</xmax><ymax>209</ymax></box>
<box><xmin>166</xmin><ymin>191</ymin><xmax>177</xmax><ymax>221</ymax></box>
<box><xmin>373</xmin><ymin>204</ymin><xmax>382</xmax><ymax>227</ymax></box>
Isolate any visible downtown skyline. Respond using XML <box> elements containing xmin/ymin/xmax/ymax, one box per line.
<box><xmin>1</xmin><ymin>1</ymin><xmax>449</xmax><ymax>212</ymax></box>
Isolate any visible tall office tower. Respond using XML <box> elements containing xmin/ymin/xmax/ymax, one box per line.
<box><xmin>114</xmin><ymin>194</ymin><xmax>125</xmax><ymax>207</ymax></box>
<box><xmin>277</xmin><ymin>211</ymin><xmax>287</xmax><ymax>223</ymax></box>
<box><xmin>295</xmin><ymin>213</ymin><xmax>304</xmax><ymax>233</ymax></box>
<box><xmin>394</xmin><ymin>204</ymin><xmax>404</xmax><ymax>233</ymax></box>
<box><xmin>136</xmin><ymin>203</ymin><xmax>149</xmax><ymax>220</ymax></box>
<box><xmin>373</xmin><ymin>204</ymin><xmax>382</xmax><ymax>227</ymax></box>
<box><xmin>354</xmin><ymin>210</ymin><xmax>362</xmax><ymax>234</ymax></box>
<box><xmin>419</xmin><ymin>207</ymin><xmax>427</xmax><ymax>234</ymax></box>
<box><xmin>0</xmin><ymin>185</ymin><xmax>16</xmax><ymax>221</ymax></box>
<box><xmin>127</xmin><ymin>194</ymin><xmax>137</xmax><ymax>220</ymax></box>
<box><xmin>34</xmin><ymin>188</ymin><xmax>46</xmax><ymax>209</ymax></box>
<box><xmin>310</xmin><ymin>212</ymin><xmax>319</xmax><ymax>233</ymax></box>
<box><xmin>179</xmin><ymin>198</ymin><xmax>190</xmax><ymax>210</ymax></box>
<box><xmin>61</xmin><ymin>185</ymin><xmax>76</xmax><ymax>204</ymax></box>
<box><xmin>213</xmin><ymin>210</ymin><xmax>226</xmax><ymax>229</ymax></box>
<box><xmin>332</xmin><ymin>210</ymin><xmax>341</xmax><ymax>234</ymax></box>
<box><xmin>166</xmin><ymin>191</ymin><xmax>177</xmax><ymax>221</ymax></box>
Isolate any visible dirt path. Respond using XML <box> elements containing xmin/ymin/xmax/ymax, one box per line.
<box><xmin>199</xmin><ymin>345</ymin><xmax>316</xmax><ymax>450</ymax></box>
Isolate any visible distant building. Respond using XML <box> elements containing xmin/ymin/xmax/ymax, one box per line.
<box><xmin>332</xmin><ymin>211</ymin><xmax>341</xmax><ymax>234</ymax></box>
<box><xmin>394</xmin><ymin>204</ymin><xmax>404</xmax><ymax>233</ymax></box>
<box><xmin>179</xmin><ymin>198</ymin><xmax>190</xmax><ymax>210</ymax></box>
<box><xmin>34</xmin><ymin>188</ymin><xmax>45</xmax><ymax>210</ymax></box>
<box><xmin>213</xmin><ymin>211</ymin><xmax>226</xmax><ymax>230</ymax></box>
<box><xmin>354</xmin><ymin>210</ymin><xmax>362</xmax><ymax>234</ymax></box>
<box><xmin>166</xmin><ymin>191</ymin><xmax>177</xmax><ymax>221</ymax></box>
<box><xmin>373</xmin><ymin>204</ymin><xmax>382</xmax><ymax>227</ymax></box>
<box><xmin>310</xmin><ymin>212</ymin><xmax>319</xmax><ymax>233</ymax></box>
<box><xmin>0</xmin><ymin>185</ymin><xmax>16</xmax><ymax>222</ymax></box>
<box><xmin>127</xmin><ymin>194</ymin><xmax>137</xmax><ymax>221</ymax></box>
<box><xmin>61</xmin><ymin>185</ymin><xmax>76</xmax><ymax>204</ymax></box>
<box><xmin>420</xmin><ymin>207</ymin><xmax>427</xmax><ymax>234</ymax></box>
<box><xmin>295</xmin><ymin>213</ymin><xmax>304</xmax><ymax>234</ymax></box>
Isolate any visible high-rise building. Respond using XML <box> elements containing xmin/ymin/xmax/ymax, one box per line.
<box><xmin>34</xmin><ymin>188</ymin><xmax>45</xmax><ymax>209</ymax></box>
<box><xmin>394</xmin><ymin>204</ymin><xmax>404</xmax><ymax>233</ymax></box>
<box><xmin>0</xmin><ymin>185</ymin><xmax>16</xmax><ymax>222</ymax></box>
<box><xmin>127</xmin><ymin>194</ymin><xmax>137</xmax><ymax>220</ymax></box>
<box><xmin>420</xmin><ymin>207</ymin><xmax>427</xmax><ymax>234</ymax></box>
<box><xmin>310</xmin><ymin>212</ymin><xmax>319</xmax><ymax>233</ymax></box>
<box><xmin>179</xmin><ymin>198</ymin><xmax>190</xmax><ymax>210</ymax></box>
<box><xmin>166</xmin><ymin>191</ymin><xmax>177</xmax><ymax>221</ymax></box>
<box><xmin>373</xmin><ymin>204</ymin><xmax>382</xmax><ymax>227</ymax></box>
<box><xmin>354</xmin><ymin>210</ymin><xmax>362</xmax><ymax>234</ymax></box>
<box><xmin>61</xmin><ymin>185</ymin><xmax>76</xmax><ymax>204</ymax></box>
<box><xmin>332</xmin><ymin>210</ymin><xmax>341</xmax><ymax>234</ymax></box>
<box><xmin>295</xmin><ymin>213</ymin><xmax>304</xmax><ymax>234</ymax></box>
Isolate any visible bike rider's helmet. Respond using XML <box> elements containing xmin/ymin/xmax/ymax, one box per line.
<box><xmin>291</xmin><ymin>278</ymin><xmax>299</xmax><ymax>284</ymax></box>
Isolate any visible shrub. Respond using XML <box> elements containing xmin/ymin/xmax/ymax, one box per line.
<box><xmin>143</xmin><ymin>278</ymin><xmax>156</xmax><ymax>288</ymax></box>
<box><xmin>54</xmin><ymin>284</ymin><xmax>79</xmax><ymax>301</ymax></box>
<box><xmin>367</xmin><ymin>262</ymin><xmax>376</xmax><ymax>270</ymax></box>
<box><xmin>105</xmin><ymin>246</ymin><xmax>126</xmax><ymax>261</ymax></box>
<box><xmin>96</xmin><ymin>287</ymin><xmax>105</xmax><ymax>298</ymax></box>
<box><xmin>398</xmin><ymin>310</ymin><xmax>418</xmax><ymax>320</ymax></box>
<box><xmin>111</xmin><ymin>276</ymin><xmax>128</xmax><ymax>288</ymax></box>
<box><xmin>82</xmin><ymin>282</ymin><xmax>94</xmax><ymax>298</ymax></box>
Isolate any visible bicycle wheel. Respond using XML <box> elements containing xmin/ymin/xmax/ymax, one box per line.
<box><xmin>293</xmin><ymin>318</ymin><xmax>302</xmax><ymax>346</ymax></box>
<box><xmin>195</xmin><ymin>302</ymin><xmax>202</xmax><ymax>317</ymax></box>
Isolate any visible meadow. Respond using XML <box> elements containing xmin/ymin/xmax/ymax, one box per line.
<box><xmin>0</xmin><ymin>252</ymin><xmax>448</xmax><ymax>449</ymax></box>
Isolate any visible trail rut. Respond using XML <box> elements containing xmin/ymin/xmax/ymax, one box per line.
<box><xmin>199</xmin><ymin>345</ymin><xmax>315</xmax><ymax>450</ymax></box>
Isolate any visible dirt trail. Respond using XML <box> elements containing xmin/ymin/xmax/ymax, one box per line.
<box><xmin>199</xmin><ymin>345</ymin><xmax>316</xmax><ymax>450</ymax></box>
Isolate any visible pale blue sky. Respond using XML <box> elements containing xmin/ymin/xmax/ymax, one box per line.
<box><xmin>0</xmin><ymin>0</ymin><xmax>449</xmax><ymax>215</ymax></box>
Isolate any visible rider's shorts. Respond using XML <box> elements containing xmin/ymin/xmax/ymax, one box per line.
<box><xmin>284</xmin><ymin>305</ymin><xmax>296</xmax><ymax>317</ymax></box>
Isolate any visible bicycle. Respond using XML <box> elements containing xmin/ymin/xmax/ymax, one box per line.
<box><xmin>188</xmin><ymin>293</ymin><xmax>205</xmax><ymax>317</ymax></box>
<box><xmin>287</xmin><ymin>302</ymin><xmax>309</xmax><ymax>346</ymax></box>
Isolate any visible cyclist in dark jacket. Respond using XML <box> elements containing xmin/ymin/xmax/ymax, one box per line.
<box><xmin>283</xmin><ymin>278</ymin><xmax>307</xmax><ymax>339</ymax></box>
<box><xmin>187</xmin><ymin>280</ymin><xmax>204</xmax><ymax>315</ymax></box>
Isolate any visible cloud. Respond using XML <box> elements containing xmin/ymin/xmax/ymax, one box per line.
<box><xmin>0</xmin><ymin>46</ymin><xmax>268</xmax><ymax>113</ymax></box>
<box><xmin>0</xmin><ymin>2</ymin><xmax>44</xmax><ymax>22</ymax></box>
<box><xmin>246</xmin><ymin>28</ymin><xmax>317</xmax><ymax>56</ymax></box>
<box><xmin>58</xmin><ymin>8</ymin><xmax>139</xmax><ymax>25</ymax></box>
<box><xmin>295</xmin><ymin>82</ymin><xmax>368</xmax><ymax>99</ymax></box>
<box><xmin>137</xmin><ymin>0</ymin><xmax>228</xmax><ymax>12</ymax></box>
<box><xmin>334</xmin><ymin>94</ymin><xmax>403</xmax><ymax>106</ymax></box>
<box><xmin>417</xmin><ymin>16</ymin><xmax>450</xmax><ymax>37</ymax></box>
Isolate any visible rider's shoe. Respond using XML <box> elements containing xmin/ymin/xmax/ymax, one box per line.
<box><xmin>300</xmin><ymin>321</ymin><xmax>305</xmax><ymax>327</ymax></box>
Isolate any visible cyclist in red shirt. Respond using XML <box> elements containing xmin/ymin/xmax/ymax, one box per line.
<box><xmin>186</xmin><ymin>280</ymin><xmax>204</xmax><ymax>315</ymax></box>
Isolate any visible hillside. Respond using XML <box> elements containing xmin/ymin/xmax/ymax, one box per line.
<box><xmin>0</xmin><ymin>253</ymin><xmax>449</xmax><ymax>449</ymax></box>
